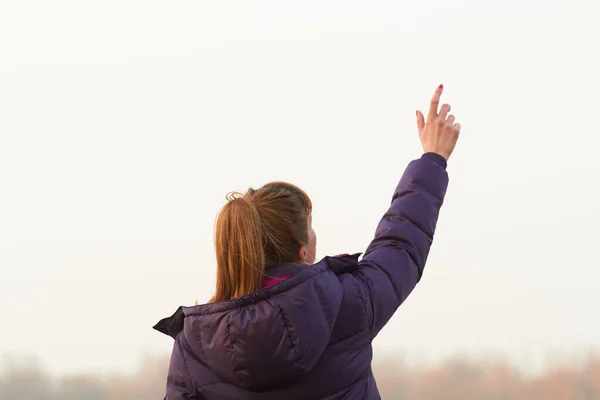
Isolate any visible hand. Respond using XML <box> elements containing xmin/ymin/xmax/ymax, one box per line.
<box><xmin>416</xmin><ymin>85</ymin><xmax>461</xmax><ymax>161</ymax></box>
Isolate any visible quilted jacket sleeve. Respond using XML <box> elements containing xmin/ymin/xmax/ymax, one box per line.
<box><xmin>356</xmin><ymin>152</ymin><xmax>449</xmax><ymax>336</ymax></box>
<box><xmin>164</xmin><ymin>335</ymin><xmax>195</xmax><ymax>400</ymax></box>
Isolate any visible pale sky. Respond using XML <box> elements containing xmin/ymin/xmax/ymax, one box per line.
<box><xmin>1</xmin><ymin>0</ymin><xmax>599</xmax><ymax>377</ymax></box>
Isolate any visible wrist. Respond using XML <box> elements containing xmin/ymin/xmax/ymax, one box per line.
<box><xmin>422</xmin><ymin>152</ymin><xmax>448</xmax><ymax>169</ymax></box>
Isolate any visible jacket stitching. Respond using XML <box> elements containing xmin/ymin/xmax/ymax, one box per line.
<box><xmin>227</xmin><ymin>313</ymin><xmax>238</xmax><ymax>372</ymax></box>
<box><xmin>356</xmin><ymin>259</ymin><xmax>401</xmax><ymax>336</ymax></box>
<box><xmin>176</xmin><ymin>337</ymin><xmax>198</xmax><ymax>397</ymax></box>
<box><xmin>348</xmin><ymin>275</ymin><xmax>369</xmax><ymax>324</ymax></box>
<box><xmin>277</xmin><ymin>303</ymin><xmax>303</xmax><ymax>369</ymax></box>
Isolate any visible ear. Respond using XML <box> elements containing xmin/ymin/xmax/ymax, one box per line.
<box><xmin>297</xmin><ymin>245</ymin><xmax>308</xmax><ymax>262</ymax></box>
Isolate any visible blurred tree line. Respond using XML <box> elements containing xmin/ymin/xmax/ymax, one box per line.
<box><xmin>1</xmin><ymin>352</ymin><xmax>599</xmax><ymax>399</ymax></box>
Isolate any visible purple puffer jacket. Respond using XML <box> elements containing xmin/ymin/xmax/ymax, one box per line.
<box><xmin>154</xmin><ymin>153</ymin><xmax>449</xmax><ymax>400</ymax></box>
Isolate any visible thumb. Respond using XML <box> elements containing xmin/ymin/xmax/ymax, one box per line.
<box><xmin>416</xmin><ymin>110</ymin><xmax>425</xmax><ymax>132</ymax></box>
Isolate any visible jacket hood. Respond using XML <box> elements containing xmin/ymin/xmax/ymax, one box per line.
<box><xmin>154</xmin><ymin>254</ymin><xmax>361</xmax><ymax>390</ymax></box>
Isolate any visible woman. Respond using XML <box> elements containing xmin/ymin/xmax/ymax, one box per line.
<box><xmin>155</xmin><ymin>85</ymin><xmax>460</xmax><ymax>400</ymax></box>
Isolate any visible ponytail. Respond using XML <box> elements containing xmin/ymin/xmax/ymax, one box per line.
<box><xmin>210</xmin><ymin>182</ymin><xmax>312</xmax><ymax>303</ymax></box>
<box><xmin>211</xmin><ymin>192</ymin><xmax>265</xmax><ymax>303</ymax></box>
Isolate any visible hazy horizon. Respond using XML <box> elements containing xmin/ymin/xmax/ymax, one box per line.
<box><xmin>1</xmin><ymin>0</ymin><xmax>599</xmax><ymax>380</ymax></box>
<box><xmin>5</xmin><ymin>351</ymin><xmax>600</xmax><ymax>399</ymax></box>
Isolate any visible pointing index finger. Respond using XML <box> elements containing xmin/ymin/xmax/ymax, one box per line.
<box><xmin>427</xmin><ymin>84</ymin><xmax>444</xmax><ymax>122</ymax></box>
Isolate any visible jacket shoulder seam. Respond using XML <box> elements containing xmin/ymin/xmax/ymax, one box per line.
<box><xmin>176</xmin><ymin>335</ymin><xmax>198</xmax><ymax>396</ymax></box>
<box><xmin>276</xmin><ymin>302</ymin><xmax>304</xmax><ymax>370</ymax></box>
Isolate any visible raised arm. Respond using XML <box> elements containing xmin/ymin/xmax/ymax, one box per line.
<box><xmin>355</xmin><ymin>85</ymin><xmax>461</xmax><ymax>336</ymax></box>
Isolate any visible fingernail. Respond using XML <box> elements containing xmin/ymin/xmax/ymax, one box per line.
<box><xmin>438</xmin><ymin>84</ymin><xmax>444</xmax><ymax>89</ymax></box>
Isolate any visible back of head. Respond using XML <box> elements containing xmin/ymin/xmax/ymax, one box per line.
<box><xmin>212</xmin><ymin>181</ymin><xmax>313</xmax><ymax>303</ymax></box>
